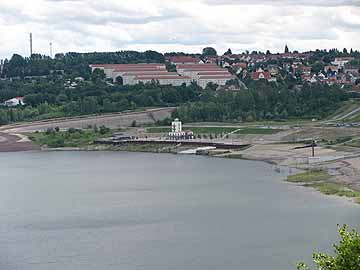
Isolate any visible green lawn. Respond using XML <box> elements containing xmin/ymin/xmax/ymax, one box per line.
<box><xmin>305</xmin><ymin>182</ymin><xmax>360</xmax><ymax>198</ymax></box>
<box><xmin>287</xmin><ymin>169</ymin><xmax>360</xmax><ymax>204</ymax></box>
<box><xmin>146</xmin><ymin>127</ymin><xmax>171</xmax><ymax>133</ymax></box>
<box><xmin>287</xmin><ymin>170</ymin><xmax>330</xmax><ymax>183</ymax></box>
<box><xmin>235</xmin><ymin>128</ymin><xmax>283</xmax><ymax>135</ymax></box>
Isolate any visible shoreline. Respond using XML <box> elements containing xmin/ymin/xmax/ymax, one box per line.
<box><xmin>38</xmin><ymin>143</ymin><xmax>359</xmax><ymax>203</ymax></box>
<box><xmin>2</xmin><ymin>130</ymin><xmax>360</xmax><ymax>205</ymax></box>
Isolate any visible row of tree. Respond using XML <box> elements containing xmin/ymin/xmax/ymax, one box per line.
<box><xmin>173</xmin><ymin>81</ymin><xmax>349</xmax><ymax>122</ymax></box>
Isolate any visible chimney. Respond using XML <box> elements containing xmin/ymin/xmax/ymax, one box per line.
<box><xmin>30</xmin><ymin>33</ymin><xmax>33</xmax><ymax>56</ymax></box>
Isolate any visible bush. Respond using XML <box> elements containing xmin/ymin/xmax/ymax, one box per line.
<box><xmin>99</xmin><ymin>125</ymin><xmax>110</xmax><ymax>135</ymax></box>
<box><xmin>45</xmin><ymin>128</ymin><xmax>55</xmax><ymax>135</ymax></box>
<box><xmin>47</xmin><ymin>137</ymin><xmax>65</xmax><ymax>148</ymax></box>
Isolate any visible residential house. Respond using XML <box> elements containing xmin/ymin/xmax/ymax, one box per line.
<box><xmin>251</xmin><ymin>68</ymin><xmax>271</xmax><ymax>81</ymax></box>
<box><xmin>332</xmin><ymin>57</ymin><xmax>355</xmax><ymax>67</ymax></box>
<box><xmin>4</xmin><ymin>97</ymin><xmax>25</xmax><ymax>107</ymax></box>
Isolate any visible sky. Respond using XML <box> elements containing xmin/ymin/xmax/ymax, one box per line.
<box><xmin>0</xmin><ymin>0</ymin><xmax>359</xmax><ymax>59</ymax></box>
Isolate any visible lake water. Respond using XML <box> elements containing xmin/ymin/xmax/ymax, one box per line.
<box><xmin>0</xmin><ymin>151</ymin><xmax>358</xmax><ymax>270</ymax></box>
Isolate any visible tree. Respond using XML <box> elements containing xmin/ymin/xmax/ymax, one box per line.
<box><xmin>202</xmin><ymin>47</ymin><xmax>217</xmax><ymax>57</ymax></box>
<box><xmin>91</xmin><ymin>68</ymin><xmax>106</xmax><ymax>82</ymax></box>
<box><xmin>224</xmin><ymin>48</ymin><xmax>232</xmax><ymax>55</ymax></box>
<box><xmin>297</xmin><ymin>225</ymin><xmax>360</xmax><ymax>270</ymax></box>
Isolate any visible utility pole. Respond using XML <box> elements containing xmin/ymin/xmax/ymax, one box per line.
<box><xmin>311</xmin><ymin>140</ymin><xmax>316</xmax><ymax>157</ymax></box>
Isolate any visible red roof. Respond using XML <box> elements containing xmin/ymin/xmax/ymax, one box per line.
<box><xmin>198</xmin><ymin>75</ymin><xmax>232</xmax><ymax>79</ymax></box>
<box><xmin>232</xmin><ymin>62</ymin><xmax>247</xmax><ymax>69</ymax></box>
<box><xmin>91</xmin><ymin>64</ymin><xmax>165</xmax><ymax>69</ymax></box>
<box><xmin>196</xmin><ymin>71</ymin><xmax>230</xmax><ymax>76</ymax></box>
<box><xmin>251</xmin><ymin>71</ymin><xmax>271</xmax><ymax>80</ymax></box>
<box><xmin>113</xmin><ymin>67</ymin><xmax>166</xmax><ymax>72</ymax></box>
<box><xmin>122</xmin><ymin>72</ymin><xmax>176</xmax><ymax>76</ymax></box>
<box><xmin>167</xmin><ymin>56</ymin><xmax>199</xmax><ymax>63</ymax></box>
<box><xmin>177</xmin><ymin>64</ymin><xmax>217</xmax><ymax>69</ymax></box>
<box><xmin>135</xmin><ymin>76</ymin><xmax>191</xmax><ymax>80</ymax></box>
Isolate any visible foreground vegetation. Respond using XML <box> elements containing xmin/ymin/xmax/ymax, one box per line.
<box><xmin>28</xmin><ymin>126</ymin><xmax>112</xmax><ymax>148</ymax></box>
<box><xmin>287</xmin><ymin>169</ymin><xmax>360</xmax><ymax>203</ymax></box>
<box><xmin>287</xmin><ymin>170</ymin><xmax>330</xmax><ymax>183</ymax></box>
<box><xmin>297</xmin><ymin>225</ymin><xmax>360</xmax><ymax>270</ymax></box>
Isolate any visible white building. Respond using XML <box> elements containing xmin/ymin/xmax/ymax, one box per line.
<box><xmin>134</xmin><ymin>75</ymin><xmax>192</xmax><ymax>86</ymax></box>
<box><xmin>332</xmin><ymin>57</ymin><xmax>355</xmax><ymax>67</ymax></box>
<box><xmin>197</xmin><ymin>75</ymin><xmax>233</xmax><ymax>88</ymax></box>
<box><xmin>172</xmin><ymin>118</ymin><xmax>182</xmax><ymax>133</ymax></box>
<box><xmin>176</xmin><ymin>64</ymin><xmax>233</xmax><ymax>88</ymax></box>
<box><xmin>90</xmin><ymin>63</ymin><xmax>233</xmax><ymax>88</ymax></box>
<box><xmin>4</xmin><ymin>97</ymin><xmax>25</xmax><ymax>107</ymax></box>
<box><xmin>168</xmin><ymin>118</ymin><xmax>194</xmax><ymax>140</ymax></box>
<box><xmin>89</xmin><ymin>64</ymin><xmax>167</xmax><ymax>82</ymax></box>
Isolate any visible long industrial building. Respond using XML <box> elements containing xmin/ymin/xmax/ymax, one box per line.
<box><xmin>90</xmin><ymin>62</ymin><xmax>233</xmax><ymax>88</ymax></box>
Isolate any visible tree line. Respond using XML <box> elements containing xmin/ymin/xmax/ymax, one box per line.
<box><xmin>172</xmin><ymin>80</ymin><xmax>349</xmax><ymax>122</ymax></box>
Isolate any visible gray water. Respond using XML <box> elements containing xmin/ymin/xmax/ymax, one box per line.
<box><xmin>0</xmin><ymin>151</ymin><xmax>358</xmax><ymax>270</ymax></box>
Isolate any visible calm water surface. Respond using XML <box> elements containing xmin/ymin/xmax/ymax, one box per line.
<box><xmin>0</xmin><ymin>151</ymin><xmax>358</xmax><ymax>270</ymax></box>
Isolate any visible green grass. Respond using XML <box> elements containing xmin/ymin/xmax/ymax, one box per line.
<box><xmin>287</xmin><ymin>170</ymin><xmax>330</xmax><ymax>183</ymax></box>
<box><xmin>235</xmin><ymin>128</ymin><xmax>283</xmax><ymax>135</ymax></box>
<box><xmin>28</xmin><ymin>129</ymin><xmax>112</xmax><ymax>148</ymax></box>
<box><xmin>146</xmin><ymin>127</ymin><xmax>171</xmax><ymax>133</ymax></box>
<box><xmin>287</xmin><ymin>169</ymin><xmax>360</xmax><ymax>204</ymax></box>
<box><xmin>345</xmin><ymin>139</ymin><xmax>360</xmax><ymax>148</ymax></box>
<box><xmin>305</xmin><ymin>182</ymin><xmax>360</xmax><ymax>198</ymax></box>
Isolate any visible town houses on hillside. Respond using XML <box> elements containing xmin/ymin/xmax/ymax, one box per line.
<box><xmin>87</xmin><ymin>45</ymin><xmax>360</xmax><ymax>90</ymax></box>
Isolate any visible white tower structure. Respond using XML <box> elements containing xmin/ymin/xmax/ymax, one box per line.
<box><xmin>172</xmin><ymin>118</ymin><xmax>182</xmax><ymax>133</ymax></box>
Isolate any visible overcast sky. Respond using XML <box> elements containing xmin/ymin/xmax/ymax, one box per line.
<box><xmin>0</xmin><ymin>0</ymin><xmax>359</xmax><ymax>59</ymax></box>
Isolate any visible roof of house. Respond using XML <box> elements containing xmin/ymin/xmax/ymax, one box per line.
<box><xmin>113</xmin><ymin>67</ymin><xmax>166</xmax><ymax>72</ymax></box>
<box><xmin>176</xmin><ymin>63</ymin><xmax>218</xmax><ymax>69</ymax></box>
<box><xmin>232</xmin><ymin>62</ymin><xmax>248</xmax><ymax>68</ymax></box>
<box><xmin>135</xmin><ymin>75</ymin><xmax>191</xmax><ymax>80</ymax></box>
<box><xmin>198</xmin><ymin>75</ymin><xmax>233</xmax><ymax>80</ymax></box>
<box><xmin>122</xmin><ymin>71</ymin><xmax>174</xmax><ymax>76</ymax></box>
<box><xmin>167</xmin><ymin>56</ymin><xmax>199</xmax><ymax>63</ymax></box>
<box><xmin>196</xmin><ymin>71</ymin><xmax>230</xmax><ymax>75</ymax></box>
<box><xmin>90</xmin><ymin>63</ymin><xmax>165</xmax><ymax>69</ymax></box>
<box><xmin>251</xmin><ymin>71</ymin><xmax>271</xmax><ymax>80</ymax></box>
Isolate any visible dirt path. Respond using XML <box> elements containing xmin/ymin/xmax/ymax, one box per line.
<box><xmin>0</xmin><ymin>133</ymin><xmax>39</xmax><ymax>152</ymax></box>
<box><xmin>0</xmin><ymin>107</ymin><xmax>174</xmax><ymax>133</ymax></box>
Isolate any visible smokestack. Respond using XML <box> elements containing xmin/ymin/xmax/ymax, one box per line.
<box><xmin>50</xmin><ymin>42</ymin><xmax>53</xmax><ymax>58</ymax></box>
<box><xmin>30</xmin><ymin>33</ymin><xmax>33</xmax><ymax>56</ymax></box>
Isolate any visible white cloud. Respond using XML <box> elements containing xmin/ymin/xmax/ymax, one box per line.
<box><xmin>0</xmin><ymin>0</ymin><xmax>359</xmax><ymax>59</ymax></box>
